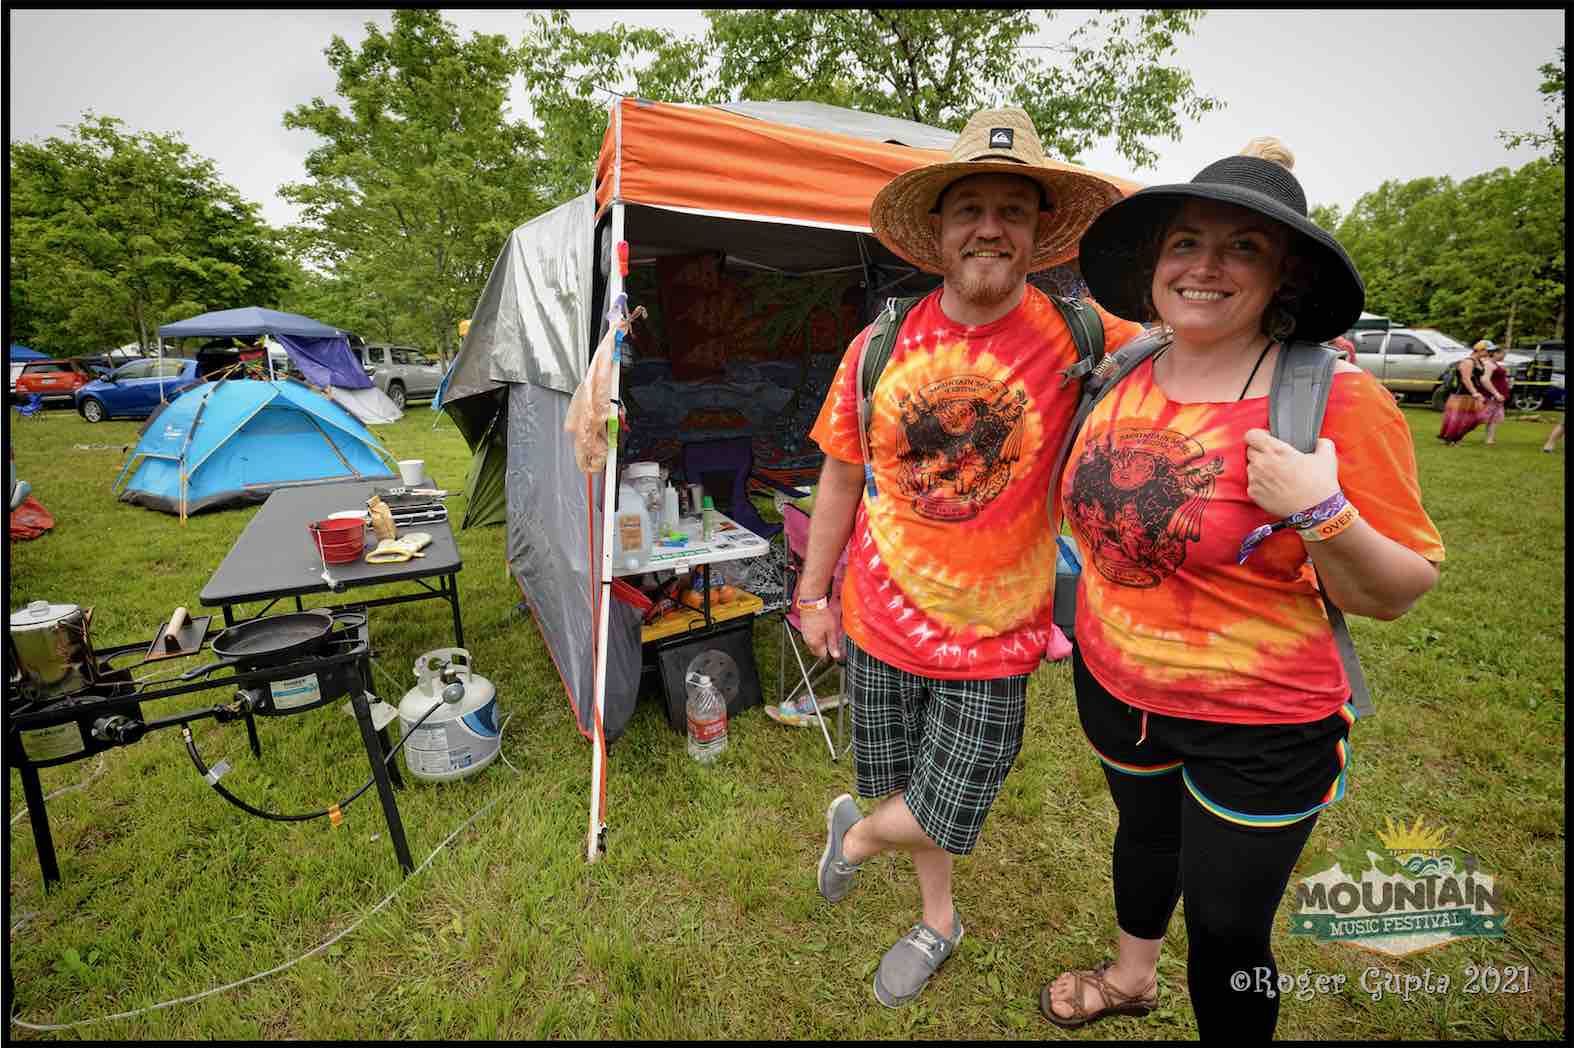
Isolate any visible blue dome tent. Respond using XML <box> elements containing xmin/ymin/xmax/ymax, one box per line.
<box><xmin>114</xmin><ymin>378</ymin><xmax>396</xmax><ymax>519</ymax></box>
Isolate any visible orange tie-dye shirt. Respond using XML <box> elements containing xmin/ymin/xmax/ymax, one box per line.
<box><xmin>810</xmin><ymin>288</ymin><xmax>1142</xmax><ymax>679</ymax></box>
<box><xmin>1060</xmin><ymin>358</ymin><xmax>1446</xmax><ymax>724</ymax></box>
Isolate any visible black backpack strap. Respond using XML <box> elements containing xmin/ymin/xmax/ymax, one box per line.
<box><xmin>1049</xmin><ymin>295</ymin><xmax>1106</xmax><ymax>388</ymax></box>
<box><xmin>1267</xmin><ymin>340</ymin><xmax>1374</xmax><ymax>719</ymax></box>
<box><xmin>854</xmin><ymin>296</ymin><xmax>922</xmax><ymax>496</ymax></box>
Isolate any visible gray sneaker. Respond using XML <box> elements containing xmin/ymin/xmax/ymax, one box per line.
<box><xmin>817</xmin><ymin>793</ymin><xmax>863</xmax><ymax>903</ymax></box>
<box><xmin>873</xmin><ymin>915</ymin><xmax>964</xmax><ymax>1008</ymax></box>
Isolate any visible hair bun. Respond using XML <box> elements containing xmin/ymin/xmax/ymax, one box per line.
<box><xmin>1238</xmin><ymin>136</ymin><xmax>1294</xmax><ymax>171</ymax></box>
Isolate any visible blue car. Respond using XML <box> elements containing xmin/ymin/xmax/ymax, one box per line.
<box><xmin>75</xmin><ymin>358</ymin><xmax>201</xmax><ymax>422</ymax></box>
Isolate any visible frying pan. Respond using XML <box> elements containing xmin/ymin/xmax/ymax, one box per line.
<box><xmin>180</xmin><ymin>610</ymin><xmax>336</xmax><ymax>680</ymax></box>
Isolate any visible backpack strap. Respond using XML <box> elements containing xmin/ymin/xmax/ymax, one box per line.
<box><xmin>1267</xmin><ymin>341</ymin><xmax>1374</xmax><ymax>719</ymax></box>
<box><xmin>854</xmin><ymin>296</ymin><xmax>922</xmax><ymax>497</ymax></box>
<box><xmin>1267</xmin><ymin>341</ymin><xmax>1338</xmax><ymax>454</ymax></box>
<box><xmin>1049</xmin><ymin>295</ymin><xmax>1106</xmax><ymax>388</ymax></box>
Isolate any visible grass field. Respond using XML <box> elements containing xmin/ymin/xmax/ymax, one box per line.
<box><xmin>5</xmin><ymin>399</ymin><xmax>1565</xmax><ymax>1039</ymax></box>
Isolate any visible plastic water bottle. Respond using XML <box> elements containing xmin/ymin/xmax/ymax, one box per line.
<box><xmin>685</xmin><ymin>671</ymin><xmax>728</xmax><ymax>763</ymax></box>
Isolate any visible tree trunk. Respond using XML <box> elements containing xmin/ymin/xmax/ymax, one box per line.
<box><xmin>1506</xmin><ymin>297</ymin><xmax>1517</xmax><ymax>348</ymax></box>
<box><xmin>1556</xmin><ymin>299</ymin><xmax>1565</xmax><ymax>341</ymax></box>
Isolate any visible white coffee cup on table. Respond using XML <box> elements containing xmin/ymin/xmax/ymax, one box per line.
<box><xmin>398</xmin><ymin>459</ymin><xmax>425</xmax><ymax>485</ymax></box>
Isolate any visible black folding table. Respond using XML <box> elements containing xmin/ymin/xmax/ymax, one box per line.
<box><xmin>199</xmin><ymin>479</ymin><xmax>465</xmax><ymax>648</ymax></box>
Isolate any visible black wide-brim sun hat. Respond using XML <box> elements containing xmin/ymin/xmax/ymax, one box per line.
<box><xmin>1078</xmin><ymin>155</ymin><xmax>1365</xmax><ymax>344</ymax></box>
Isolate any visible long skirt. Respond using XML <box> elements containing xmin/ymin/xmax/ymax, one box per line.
<box><xmin>1439</xmin><ymin>393</ymin><xmax>1485</xmax><ymax>443</ymax></box>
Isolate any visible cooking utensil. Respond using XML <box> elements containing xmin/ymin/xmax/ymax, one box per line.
<box><xmin>179</xmin><ymin>610</ymin><xmax>336</xmax><ymax>680</ymax></box>
<box><xmin>9</xmin><ymin>600</ymin><xmax>98</xmax><ymax>699</ymax></box>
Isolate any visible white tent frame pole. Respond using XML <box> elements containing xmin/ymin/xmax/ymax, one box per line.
<box><xmin>587</xmin><ymin>151</ymin><xmax>626</xmax><ymax>862</ymax></box>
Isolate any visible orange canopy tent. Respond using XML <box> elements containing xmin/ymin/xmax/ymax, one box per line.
<box><xmin>446</xmin><ymin>98</ymin><xmax>1142</xmax><ymax>863</ymax></box>
<box><xmin>594</xmin><ymin>97</ymin><xmax>1141</xmax><ymax>233</ymax></box>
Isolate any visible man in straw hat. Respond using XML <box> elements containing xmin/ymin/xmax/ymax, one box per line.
<box><xmin>794</xmin><ymin>107</ymin><xmax>1142</xmax><ymax>1008</ymax></box>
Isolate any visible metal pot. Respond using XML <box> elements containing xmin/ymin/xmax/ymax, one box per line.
<box><xmin>9</xmin><ymin>600</ymin><xmax>98</xmax><ymax>700</ymax></box>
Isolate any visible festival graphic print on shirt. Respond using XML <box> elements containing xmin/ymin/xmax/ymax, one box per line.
<box><xmin>893</xmin><ymin>373</ymin><xmax>1026</xmax><ymax>521</ymax></box>
<box><xmin>810</xmin><ymin>288</ymin><xmax>1143</xmax><ymax>679</ymax></box>
<box><xmin>1067</xmin><ymin>426</ymin><xmax>1223</xmax><ymax>588</ymax></box>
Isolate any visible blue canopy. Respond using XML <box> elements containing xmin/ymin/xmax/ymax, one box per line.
<box><xmin>9</xmin><ymin>344</ymin><xmax>47</xmax><ymax>361</ymax></box>
<box><xmin>158</xmin><ymin>307</ymin><xmax>370</xmax><ymax>389</ymax></box>
<box><xmin>158</xmin><ymin>307</ymin><xmax>343</xmax><ymax>340</ymax></box>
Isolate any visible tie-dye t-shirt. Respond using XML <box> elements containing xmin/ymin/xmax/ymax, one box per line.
<box><xmin>810</xmin><ymin>287</ymin><xmax>1142</xmax><ymax>679</ymax></box>
<box><xmin>1060</xmin><ymin>358</ymin><xmax>1446</xmax><ymax>724</ymax></box>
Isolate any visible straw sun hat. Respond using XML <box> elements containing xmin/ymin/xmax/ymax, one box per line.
<box><xmin>1078</xmin><ymin>155</ymin><xmax>1365</xmax><ymax>344</ymax></box>
<box><xmin>869</xmin><ymin>107</ymin><xmax>1126</xmax><ymax>274</ymax></box>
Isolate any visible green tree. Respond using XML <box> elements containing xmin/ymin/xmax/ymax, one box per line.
<box><xmin>1500</xmin><ymin>47</ymin><xmax>1565</xmax><ymax>166</ymax></box>
<box><xmin>1326</xmin><ymin>161</ymin><xmax>1564</xmax><ymax>343</ymax></box>
<box><xmin>281</xmin><ymin>9</ymin><xmax>545</xmax><ymax>361</ymax></box>
<box><xmin>518</xmin><ymin>10</ymin><xmax>721</xmax><ymax>206</ymax></box>
<box><xmin>8</xmin><ymin>114</ymin><xmax>289</xmax><ymax>355</ymax></box>
<box><xmin>517</xmin><ymin>8</ymin><xmax>1220</xmax><ymax>210</ymax></box>
<box><xmin>708</xmin><ymin>9</ymin><xmax>1221</xmax><ymax>168</ymax></box>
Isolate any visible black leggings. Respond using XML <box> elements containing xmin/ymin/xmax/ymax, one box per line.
<box><xmin>1103</xmin><ymin>763</ymin><xmax>1317</xmax><ymax>1040</ymax></box>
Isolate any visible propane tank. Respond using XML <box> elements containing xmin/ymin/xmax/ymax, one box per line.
<box><xmin>397</xmin><ymin>648</ymin><xmax>500</xmax><ymax>782</ymax></box>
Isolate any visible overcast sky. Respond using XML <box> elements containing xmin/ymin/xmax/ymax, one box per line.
<box><xmin>7</xmin><ymin>9</ymin><xmax>1565</xmax><ymax>230</ymax></box>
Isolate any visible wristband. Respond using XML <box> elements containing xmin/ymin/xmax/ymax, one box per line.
<box><xmin>1237</xmin><ymin>491</ymin><xmax>1349</xmax><ymax>564</ymax></box>
<box><xmin>795</xmin><ymin>593</ymin><xmax>830</xmax><ymax>611</ymax></box>
<box><xmin>1298</xmin><ymin>501</ymin><xmax>1360</xmax><ymax>542</ymax></box>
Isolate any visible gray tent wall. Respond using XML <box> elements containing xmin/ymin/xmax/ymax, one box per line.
<box><xmin>440</xmin><ymin>192</ymin><xmax>646</xmax><ymax>744</ymax></box>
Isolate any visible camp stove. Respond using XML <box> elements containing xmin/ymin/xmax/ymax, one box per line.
<box><xmin>5</xmin><ymin>609</ymin><xmax>416</xmax><ymax>889</ymax></box>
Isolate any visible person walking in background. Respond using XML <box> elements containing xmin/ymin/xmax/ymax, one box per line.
<box><xmin>1042</xmin><ymin>137</ymin><xmax>1444</xmax><ymax>1038</ymax></box>
<box><xmin>1544</xmin><ymin>419</ymin><xmax>1565</xmax><ymax>452</ymax></box>
<box><xmin>1478</xmin><ymin>343</ymin><xmax>1512</xmax><ymax>445</ymax></box>
<box><xmin>795</xmin><ymin>107</ymin><xmax>1141</xmax><ymax>1009</ymax></box>
<box><xmin>1438</xmin><ymin>340</ymin><xmax>1493</xmax><ymax>445</ymax></box>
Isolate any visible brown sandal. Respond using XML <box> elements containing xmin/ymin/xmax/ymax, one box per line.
<box><xmin>1039</xmin><ymin>960</ymin><xmax>1158</xmax><ymax>1029</ymax></box>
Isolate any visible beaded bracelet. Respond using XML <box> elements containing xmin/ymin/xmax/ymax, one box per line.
<box><xmin>1237</xmin><ymin>491</ymin><xmax>1351</xmax><ymax>564</ymax></box>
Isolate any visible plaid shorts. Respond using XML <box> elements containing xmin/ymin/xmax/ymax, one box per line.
<box><xmin>847</xmin><ymin>638</ymin><xmax>1029</xmax><ymax>856</ymax></box>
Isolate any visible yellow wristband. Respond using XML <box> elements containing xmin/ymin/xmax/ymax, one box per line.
<box><xmin>1298</xmin><ymin>503</ymin><xmax>1360</xmax><ymax>542</ymax></box>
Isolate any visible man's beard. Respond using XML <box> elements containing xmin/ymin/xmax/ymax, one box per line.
<box><xmin>949</xmin><ymin>256</ymin><xmax>1028</xmax><ymax>308</ymax></box>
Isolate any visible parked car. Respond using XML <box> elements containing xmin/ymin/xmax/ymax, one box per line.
<box><xmin>1352</xmin><ymin>328</ymin><xmax>1528</xmax><ymax>406</ymax></box>
<box><xmin>1505</xmin><ymin>340</ymin><xmax>1566</xmax><ymax>411</ymax></box>
<box><xmin>14</xmin><ymin>359</ymin><xmax>99</xmax><ymax>403</ymax></box>
<box><xmin>357</xmin><ymin>343</ymin><xmax>443</xmax><ymax>409</ymax></box>
<box><xmin>74</xmin><ymin>358</ymin><xmax>201</xmax><ymax>422</ymax></box>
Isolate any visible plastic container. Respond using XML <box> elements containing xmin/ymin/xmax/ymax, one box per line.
<box><xmin>615</xmin><ymin>480</ymin><xmax>654</xmax><ymax>571</ymax></box>
<box><xmin>702</xmin><ymin>495</ymin><xmax>717</xmax><ymax>540</ymax></box>
<box><xmin>397</xmin><ymin>648</ymin><xmax>500</xmax><ymax>782</ymax></box>
<box><xmin>625</xmin><ymin>461</ymin><xmax>664</xmax><ymax>522</ymax></box>
<box><xmin>662</xmin><ymin>483</ymin><xmax>680</xmax><ymax>531</ymax></box>
<box><xmin>685</xmin><ymin>671</ymin><xmax>728</xmax><ymax>763</ymax></box>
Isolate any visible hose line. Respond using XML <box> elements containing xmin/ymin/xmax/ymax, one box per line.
<box><xmin>181</xmin><ymin>696</ymin><xmax>447</xmax><ymax>823</ymax></box>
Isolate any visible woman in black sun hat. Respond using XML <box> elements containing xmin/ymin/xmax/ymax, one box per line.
<box><xmin>1040</xmin><ymin>139</ymin><xmax>1446</xmax><ymax>1039</ymax></box>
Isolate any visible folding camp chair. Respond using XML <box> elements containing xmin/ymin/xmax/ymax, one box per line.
<box><xmin>14</xmin><ymin>393</ymin><xmax>46</xmax><ymax>419</ymax></box>
<box><xmin>775</xmin><ymin>501</ymin><xmax>851</xmax><ymax>759</ymax></box>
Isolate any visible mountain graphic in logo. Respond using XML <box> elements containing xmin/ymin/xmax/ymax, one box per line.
<box><xmin>989</xmin><ymin>128</ymin><xmax>1013</xmax><ymax>149</ymax></box>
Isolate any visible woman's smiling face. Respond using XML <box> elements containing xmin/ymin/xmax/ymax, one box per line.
<box><xmin>1151</xmin><ymin>198</ymin><xmax>1291</xmax><ymax>345</ymax></box>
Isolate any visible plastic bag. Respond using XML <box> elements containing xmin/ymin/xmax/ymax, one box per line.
<box><xmin>564</xmin><ymin>324</ymin><xmax>619</xmax><ymax>475</ymax></box>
